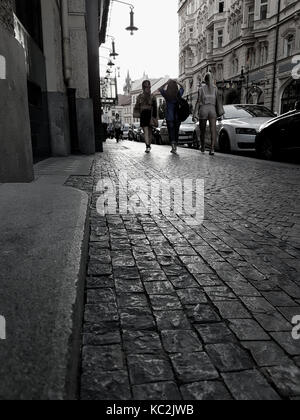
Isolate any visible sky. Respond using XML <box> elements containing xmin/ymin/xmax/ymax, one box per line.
<box><xmin>100</xmin><ymin>0</ymin><xmax>179</xmax><ymax>93</ymax></box>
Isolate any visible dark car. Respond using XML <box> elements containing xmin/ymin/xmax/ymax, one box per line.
<box><xmin>255</xmin><ymin>110</ymin><xmax>300</xmax><ymax>160</ymax></box>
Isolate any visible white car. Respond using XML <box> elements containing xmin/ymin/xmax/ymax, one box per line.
<box><xmin>195</xmin><ymin>105</ymin><xmax>276</xmax><ymax>153</ymax></box>
<box><xmin>160</xmin><ymin>115</ymin><xmax>198</xmax><ymax>148</ymax></box>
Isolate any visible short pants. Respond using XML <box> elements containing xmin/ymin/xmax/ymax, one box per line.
<box><xmin>199</xmin><ymin>104</ymin><xmax>217</xmax><ymax>120</ymax></box>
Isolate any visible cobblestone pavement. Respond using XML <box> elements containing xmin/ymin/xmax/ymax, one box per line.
<box><xmin>79</xmin><ymin>140</ymin><xmax>300</xmax><ymax>400</ymax></box>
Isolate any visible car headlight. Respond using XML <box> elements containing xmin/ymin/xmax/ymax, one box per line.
<box><xmin>236</xmin><ymin>128</ymin><xmax>257</xmax><ymax>135</ymax></box>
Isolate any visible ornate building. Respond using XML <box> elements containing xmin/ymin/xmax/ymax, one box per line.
<box><xmin>178</xmin><ymin>0</ymin><xmax>300</xmax><ymax>114</ymax></box>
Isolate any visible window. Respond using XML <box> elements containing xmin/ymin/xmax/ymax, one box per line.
<box><xmin>219</xmin><ymin>1</ymin><xmax>224</xmax><ymax>13</ymax></box>
<box><xmin>248</xmin><ymin>6</ymin><xmax>254</xmax><ymax>28</ymax></box>
<box><xmin>260</xmin><ymin>0</ymin><xmax>268</xmax><ymax>20</ymax></box>
<box><xmin>285</xmin><ymin>34</ymin><xmax>295</xmax><ymax>57</ymax></box>
<box><xmin>217</xmin><ymin>30</ymin><xmax>223</xmax><ymax>48</ymax></box>
<box><xmin>259</xmin><ymin>42</ymin><xmax>268</xmax><ymax>65</ymax></box>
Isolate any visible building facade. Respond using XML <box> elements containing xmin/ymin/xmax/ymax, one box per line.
<box><xmin>0</xmin><ymin>0</ymin><xmax>110</xmax><ymax>182</ymax></box>
<box><xmin>179</xmin><ymin>0</ymin><xmax>300</xmax><ymax>114</ymax></box>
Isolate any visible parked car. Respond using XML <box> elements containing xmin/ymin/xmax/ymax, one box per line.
<box><xmin>152</xmin><ymin>120</ymin><xmax>164</xmax><ymax>145</ymax></box>
<box><xmin>129</xmin><ymin>123</ymin><xmax>140</xmax><ymax>141</ymax></box>
<box><xmin>255</xmin><ymin>110</ymin><xmax>300</xmax><ymax>160</ymax></box>
<box><xmin>160</xmin><ymin>116</ymin><xmax>198</xmax><ymax>148</ymax></box>
<box><xmin>122</xmin><ymin>124</ymin><xmax>130</xmax><ymax>140</ymax></box>
<box><xmin>195</xmin><ymin>105</ymin><xmax>276</xmax><ymax>153</ymax></box>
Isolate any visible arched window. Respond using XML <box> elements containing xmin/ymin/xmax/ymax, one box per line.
<box><xmin>0</xmin><ymin>55</ymin><xmax>6</xmax><ymax>79</ymax></box>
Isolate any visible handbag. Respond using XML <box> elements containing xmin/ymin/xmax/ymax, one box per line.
<box><xmin>150</xmin><ymin>117</ymin><xmax>159</xmax><ymax>128</ymax></box>
<box><xmin>216</xmin><ymin>90</ymin><xmax>225</xmax><ymax>118</ymax></box>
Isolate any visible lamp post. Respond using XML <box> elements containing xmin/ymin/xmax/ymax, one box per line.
<box><xmin>111</xmin><ymin>0</ymin><xmax>139</xmax><ymax>35</ymax></box>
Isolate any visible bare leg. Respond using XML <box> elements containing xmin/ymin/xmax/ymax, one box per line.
<box><xmin>209</xmin><ymin>117</ymin><xmax>217</xmax><ymax>152</ymax></box>
<box><xmin>200</xmin><ymin>120</ymin><xmax>207</xmax><ymax>152</ymax></box>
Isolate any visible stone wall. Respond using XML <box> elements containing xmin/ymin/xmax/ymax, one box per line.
<box><xmin>0</xmin><ymin>0</ymin><xmax>14</xmax><ymax>35</ymax></box>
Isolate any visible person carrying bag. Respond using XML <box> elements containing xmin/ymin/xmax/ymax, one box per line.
<box><xmin>133</xmin><ymin>80</ymin><xmax>158</xmax><ymax>153</ymax></box>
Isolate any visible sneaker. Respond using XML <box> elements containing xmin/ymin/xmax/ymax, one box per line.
<box><xmin>201</xmin><ymin>145</ymin><xmax>205</xmax><ymax>154</ymax></box>
<box><xmin>209</xmin><ymin>149</ymin><xmax>215</xmax><ymax>156</ymax></box>
<box><xmin>145</xmin><ymin>146</ymin><xmax>151</xmax><ymax>153</ymax></box>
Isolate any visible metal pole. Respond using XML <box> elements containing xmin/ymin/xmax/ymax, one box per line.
<box><xmin>271</xmin><ymin>0</ymin><xmax>281</xmax><ymax>113</ymax></box>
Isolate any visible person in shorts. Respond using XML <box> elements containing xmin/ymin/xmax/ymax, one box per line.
<box><xmin>193</xmin><ymin>73</ymin><xmax>221</xmax><ymax>156</ymax></box>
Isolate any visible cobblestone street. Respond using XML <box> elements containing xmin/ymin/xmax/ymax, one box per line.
<box><xmin>79</xmin><ymin>140</ymin><xmax>300</xmax><ymax>400</ymax></box>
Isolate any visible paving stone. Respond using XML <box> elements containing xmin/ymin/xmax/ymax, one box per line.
<box><xmin>228</xmin><ymin>319</ymin><xmax>270</xmax><ymax>341</ymax></box>
<box><xmin>186</xmin><ymin>263</ymin><xmax>214</xmax><ymax>275</ymax></box>
<box><xmin>278</xmin><ymin>306</ymin><xmax>300</xmax><ymax>322</ymax></box>
<box><xmin>120</xmin><ymin>308</ymin><xmax>156</xmax><ymax>331</ymax></box>
<box><xmin>112</xmin><ymin>254</ymin><xmax>136</xmax><ymax>267</ymax></box>
<box><xmin>114</xmin><ymin>267</ymin><xmax>140</xmax><ymax>279</ymax></box>
<box><xmin>264</xmin><ymin>365</ymin><xmax>300</xmax><ymax>397</ymax></box>
<box><xmin>117</xmin><ymin>293</ymin><xmax>149</xmax><ymax>308</ymax></box>
<box><xmin>81</xmin><ymin>370</ymin><xmax>131</xmax><ymax>400</ymax></box>
<box><xmin>242</xmin><ymin>341</ymin><xmax>291</xmax><ymax>367</ymax></box>
<box><xmin>194</xmin><ymin>274</ymin><xmax>224</xmax><ymax>287</ymax></box>
<box><xmin>123</xmin><ymin>331</ymin><xmax>163</xmax><ymax>354</ymax></box>
<box><xmin>127</xmin><ymin>355</ymin><xmax>174</xmax><ymax>385</ymax></box>
<box><xmin>144</xmin><ymin>281</ymin><xmax>175</xmax><ymax>295</ymax></box>
<box><xmin>115</xmin><ymin>279</ymin><xmax>144</xmax><ymax>293</ymax></box>
<box><xmin>181</xmin><ymin>381</ymin><xmax>232</xmax><ymax>400</ymax></box>
<box><xmin>161</xmin><ymin>330</ymin><xmax>203</xmax><ymax>353</ymax></box>
<box><xmin>83</xmin><ymin>331</ymin><xmax>121</xmax><ymax>346</ymax></box>
<box><xmin>214</xmin><ymin>300</ymin><xmax>250</xmax><ymax>320</ymax></box>
<box><xmin>132</xmin><ymin>382</ymin><xmax>182</xmax><ymax>400</ymax></box>
<box><xmin>88</xmin><ymin>261</ymin><xmax>113</xmax><ymax>276</ymax></box>
<box><xmin>241</xmin><ymin>297</ymin><xmax>276</xmax><ymax>314</ymax></box>
<box><xmin>89</xmin><ymin>247</ymin><xmax>111</xmax><ymax>263</ymax></box>
<box><xmin>86</xmin><ymin>276</ymin><xmax>115</xmax><ymax>289</ymax></box>
<box><xmin>271</xmin><ymin>332</ymin><xmax>300</xmax><ymax>356</ymax></box>
<box><xmin>169</xmin><ymin>274</ymin><xmax>200</xmax><ymax>289</ymax></box>
<box><xmin>87</xmin><ymin>289</ymin><xmax>116</xmax><ymax>304</ymax></box>
<box><xmin>195</xmin><ymin>323</ymin><xmax>237</xmax><ymax>344</ymax></box>
<box><xmin>82</xmin><ymin>345</ymin><xmax>125</xmax><ymax>372</ymax></box>
<box><xmin>254</xmin><ymin>312</ymin><xmax>292</xmax><ymax>332</ymax></box>
<box><xmin>177</xmin><ymin>288</ymin><xmax>208</xmax><ymax>305</ymax></box>
<box><xmin>164</xmin><ymin>266</ymin><xmax>190</xmax><ymax>276</ymax></box>
<box><xmin>155</xmin><ymin>310</ymin><xmax>192</xmax><ymax>330</ymax></box>
<box><xmin>206</xmin><ymin>343</ymin><xmax>253</xmax><ymax>372</ymax></box>
<box><xmin>175</xmin><ymin>247</ymin><xmax>198</xmax><ymax>256</ymax></box>
<box><xmin>141</xmin><ymin>271</ymin><xmax>168</xmax><ymax>282</ymax></box>
<box><xmin>226</xmin><ymin>281</ymin><xmax>261</xmax><ymax>297</ymax></box>
<box><xmin>262</xmin><ymin>291</ymin><xmax>297</xmax><ymax>307</ymax></box>
<box><xmin>84</xmin><ymin>303</ymin><xmax>119</xmax><ymax>324</ymax></box>
<box><xmin>222</xmin><ymin>370</ymin><xmax>281</xmax><ymax>400</ymax></box>
<box><xmin>204</xmin><ymin>287</ymin><xmax>237</xmax><ymax>302</ymax></box>
<box><xmin>170</xmin><ymin>352</ymin><xmax>219</xmax><ymax>383</ymax></box>
<box><xmin>149</xmin><ymin>294</ymin><xmax>182</xmax><ymax>311</ymax></box>
<box><xmin>185</xmin><ymin>304</ymin><xmax>221</xmax><ymax>323</ymax></box>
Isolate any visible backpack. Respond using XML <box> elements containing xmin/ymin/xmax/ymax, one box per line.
<box><xmin>176</xmin><ymin>96</ymin><xmax>190</xmax><ymax>122</ymax></box>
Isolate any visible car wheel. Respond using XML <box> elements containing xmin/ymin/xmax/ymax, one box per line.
<box><xmin>219</xmin><ymin>132</ymin><xmax>231</xmax><ymax>154</ymax></box>
<box><xmin>257</xmin><ymin>137</ymin><xmax>274</xmax><ymax>160</ymax></box>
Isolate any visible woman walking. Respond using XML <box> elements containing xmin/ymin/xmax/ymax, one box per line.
<box><xmin>193</xmin><ymin>73</ymin><xmax>224</xmax><ymax>156</ymax></box>
<box><xmin>159</xmin><ymin>79</ymin><xmax>185</xmax><ymax>154</ymax></box>
<box><xmin>133</xmin><ymin>80</ymin><xmax>158</xmax><ymax>153</ymax></box>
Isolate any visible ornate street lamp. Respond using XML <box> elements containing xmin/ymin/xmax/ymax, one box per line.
<box><xmin>111</xmin><ymin>1</ymin><xmax>139</xmax><ymax>35</ymax></box>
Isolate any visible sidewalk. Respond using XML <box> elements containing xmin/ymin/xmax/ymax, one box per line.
<box><xmin>80</xmin><ymin>140</ymin><xmax>300</xmax><ymax>400</ymax></box>
<box><xmin>0</xmin><ymin>156</ymin><xmax>93</xmax><ymax>400</ymax></box>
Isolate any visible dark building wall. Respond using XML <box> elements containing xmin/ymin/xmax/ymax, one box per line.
<box><xmin>0</xmin><ymin>0</ymin><xmax>14</xmax><ymax>35</ymax></box>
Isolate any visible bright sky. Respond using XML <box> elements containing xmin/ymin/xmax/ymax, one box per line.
<box><xmin>100</xmin><ymin>0</ymin><xmax>179</xmax><ymax>93</ymax></box>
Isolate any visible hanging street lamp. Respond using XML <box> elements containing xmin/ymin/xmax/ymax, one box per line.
<box><xmin>111</xmin><ymin>1</ymin><xmax>139</xmax><ymax>35</ymax></box>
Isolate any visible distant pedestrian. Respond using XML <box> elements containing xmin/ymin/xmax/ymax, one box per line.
<box><xmin>193</xmin><ymin>73</ymin><xmax>224</xmax><ymax>156</ymax></box>
<box><xmin>133</xmin><ymin>80</ymin><xmax>158</xmax><ymax>153</ymax></box>
<box><xmin>113</xmin><ymin>114</ymin><xmax>122</xmax><ymax>143</ymax></box>
<box><xmin>159</xmin><ymin>79</ymin><xmax>185</xmax><ymax>155</ymax></box>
